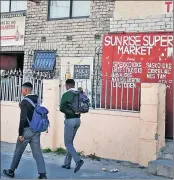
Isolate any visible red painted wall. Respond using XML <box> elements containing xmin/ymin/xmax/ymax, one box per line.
<box><xmin>102</xmin><ymin>32</ymin><xmax>173</xmax><ymax>138</ymax></box>
<box><xmin>0</xmin><ymin>55</ymin><xmax>17</xmax><ymax>70</ymax></box>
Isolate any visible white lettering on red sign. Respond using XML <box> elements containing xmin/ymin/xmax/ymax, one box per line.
<box><xmin>112</xmin><ymin>61</ymin><xmax>142</xmax><ymax>88</ymax></box>
<box><xmin>104</xmin><ymin>35</ymin><xmax>173</xmax><ymax>55</ymax></box>
<box><xmin>146</xmin><ymin>62</ymin><xmax>172</xmax><ymax>87</ymax></box>
<box><xmin>165</xmin><ymin>1</ymin><xmax>173</xmax><ymax>13</ymax></box>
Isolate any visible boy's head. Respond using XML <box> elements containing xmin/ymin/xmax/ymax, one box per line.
<box><xmin>21</xmin><ymin>82</ymin><xmax>33</xmax><ymax>97</ymax></box>
<box><xmin>65</xmin><ymin>79</ymin><xmax>75</xmax><ymax>90</ymax></box>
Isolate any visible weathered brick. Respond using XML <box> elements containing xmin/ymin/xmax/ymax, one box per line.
<box><xmin>143</xmin><ymin>26</ymin><xmax>152</xmax><ymax>31</ymax></box>
<box><xmin>23</xmin><ymin>1</ymin><xmax>115</xmax><ymax>72</ymax></box>
<box><xmin>127</xmin><ymin>20</ymin><xmax>135</xmax><ymax>24</ymax></box>
<box><xmin>139</xmin><ymin>23</ymin><xmax>147</xmax><ymax>27</ymax></box>
<box><xmin>147</xmin><ymin>22</ymin><xmax>156</xmax><ymax>26</ymax></box>
<box><xmin>129</xmin><ymin>24</ymin><xmax>138</xmax><ymax>28</ymax></box>
<box><xmin>151</xmin><ymin>26</ymin><xmax>161</xmax><ymax>30</ymax></box>
<box><xmin>122</xmin><ymin>24</ymin><xmax>129</xmax><ymax>28</ymax></box>
<box><xmin>166</xmin><ymin>13</ymin><xmax>173</xmax><ymax>18</ymax></box>
<box><xmin>161</xmin><ymin>25</ymin><xmax>172</xmax><ymax>29</ymax></box>
<box><xmin>117</xmin><ymin>20</ymin><xmax>126</xmax><ymax>24</ymax></box>
<box><xmin>110</xmin><ymin>13</ymin><xmax>173</xmax><ymax>34</ymax></box>
<box><xmin>156</xmin><ymin>22</ymin><xmax>166</xmax><ymax>26</ymax></box>
<box><xmin>126</xmin><ymin>27</ymin><xmax>135</xmax><ymax>31</ymax></box>
<box><xmin>135</xmin><ymin>19</ymin><xmax>144</xmax><ymax>23</ymax></box>
<box><xmin>111</xmin><ymin>24</ymin><xmax>122</xmax><ymax>28</ymax></box>
<box><xmin>134</xmin><ymin>27</ymin><xmax>144</xmax><ymax>31</ymax></box>
<box><xmin>164</xmin><ymin>18</ymin><xmax>172</xmax><ymax>22</ymax></box>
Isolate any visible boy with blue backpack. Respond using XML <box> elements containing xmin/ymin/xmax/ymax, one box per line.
<box><xmin>60</xmin><ymin>79</ymin><xmax>90</xmax><ymax>173</ymax></box>
<box><xmin>3</xmin><ymin>82</ymin><xmax>48</xmax><ymax>179</ymax></box>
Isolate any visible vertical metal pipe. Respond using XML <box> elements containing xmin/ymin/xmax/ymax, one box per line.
<box><xmin>121</xmin><ymin>83</ymin><xmax>123</xmax><ymax>111</ymax></box>
<box><xmin>115</xmin><ymin>83</ymin><xmax>118</xmax><ymax>110</ymax></box>
<box><xmin>39</xmin><ymin>80</ymin><xmax>42</xmax><ymax>102</ymax></box>
<box><xmin>85</xmin><ymin>80</ymin><xmax>88</xmax><ymax>96</ymax></box>
<box><xmin>1</xmin><ymin>79</ymin><xmax>5</xmax><ymax>100</ymax></box>
<box><xmin>36</xmin><ymin>78</ymin><xmax>39</xmax><ymax>97</ymax></box>
<box><xmin>19</xmin><ymin>76</ymin><xmax>22</xmax><ymax>101</ymax></box>
<box><xmin>100</xmin><ymin>79</ymin><xmax>102</xmax><ymax>108</ymax></box>
<box><xmin>132</xmin><ymin>87</ymin><xmax>135</xmax><ymax>111</ymax></box>
<box><xmin>110</xmin><ymin>80</ymin><xmax>112</xmax><ymax>109</ymax></box>
<box><xmin>105</xmin><ymin>79</ymin><xmax>108</xmax><ymax>109</ymax></box>
<box><xmin>95</xmin><ymin>79</ymin><xmax>97</xmax><ymax>109</ymax></box>
<box><xmin>138</xmin><ymin>87</ymin><xmax>140</xmax><ymax>112</ymax></box>
<box><xmin>80</xmin><ymin>81</ymin><xmax>83</xmax><ymax>89</ymax></box>
<box><xmin>126</xmin><ymin>86</ymin><xmax>129</xmax><ymax>110</ymax></box>
<box><xmin>9</xmin><ymin>77</ymin><xmax>13</xmax><ymax>101</ymax></box>
<box><xmin>14</xmin><ymin>76</ymin><xmax>17</xmax><ymax>101</ymax></box>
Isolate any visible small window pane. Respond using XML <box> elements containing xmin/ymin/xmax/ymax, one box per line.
<box><xmin>49</xmin><ymin>0</ymin><xmax>70</xmax><ymax>19</ymax></box>
<box><xmin>33</xmin><ymin>51</ymin><xmax>56</xmax><ymax>71</ymax></box>
<box><xmin>72</xmin><ymin>1</ymin><xmax>91</xmax><ymax>17</ymax></box>
<box><xmin>1</xmin><ymin>0</ymin><xmax>10</xmax><ymax>13</ymax></box>
<box><xmin>11</xmin><ymin>0</ymin><xmax>27</xmax><ymax>11</ymax></box>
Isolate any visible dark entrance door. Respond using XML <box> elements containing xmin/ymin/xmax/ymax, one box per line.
<box><xmin>0</xmin><ymin>52</ymin><xmax>24</xmax><ymax>71</ymax></box>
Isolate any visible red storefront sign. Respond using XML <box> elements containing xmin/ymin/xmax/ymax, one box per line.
<box><xmin>101</xmin><ymin>32</ymin><xmax>173</xmax><ymax>138</ymax></box>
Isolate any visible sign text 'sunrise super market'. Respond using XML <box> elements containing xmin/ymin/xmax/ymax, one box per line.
<box><xmin>104</xmin><ymin>35</ymin><xmax>173</xmax><ymax>55</ymax></box>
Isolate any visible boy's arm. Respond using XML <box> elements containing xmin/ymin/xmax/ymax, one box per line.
<box><xmin>18</xmin><ymin>100</ymin><xmax>28</xmax><ymax>136</ymax></box>
<box><xmin>60</xmin><ymin>93</ymin><xmax>74</xmax><ymax>114</ymax></box>
<box><xmin>60</xmin><ymin>94</ymin><xmax>66</xmax><ymax>113</ymax></box>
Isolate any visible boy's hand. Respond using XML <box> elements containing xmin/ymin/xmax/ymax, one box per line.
<box><xmin>18</xmin><ymin>136</ymin><xmax>24</xmax><ymax>142</ymax></box>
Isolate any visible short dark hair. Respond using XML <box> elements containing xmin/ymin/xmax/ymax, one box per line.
<box><xmin>65</xmin><ymin>79</ymin><xmax>75</xmax><ymax>85</ymax></box>
<box><xmin>22</xmin><ymin>82</ymin><xmax>33</xmax><ymax>90</ymax></box>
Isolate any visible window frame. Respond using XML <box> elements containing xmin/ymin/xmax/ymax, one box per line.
<box><xmin>47</xmin><ymin>0</ymin><xmax>90</xmax><ymax>20</ymax></box>
<box><xmin>0</xmin><ymin>0</ymin><xmax>27</xmax><ymax>14</ymax></box>
<box><xmin>33</xmin><ymin>50</ymin><xmax>57</xmax><ymax>72</ymax></box>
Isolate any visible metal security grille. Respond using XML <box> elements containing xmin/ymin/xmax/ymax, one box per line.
<box><xmin>33</xmin><ymin>51</ymin><xmax>56</xmax><ymax>71</ymax></box>
<box><xmin>0</xmin><ymin>70</ymin><xmax>52</xmax><ymax>102</ymax></box>
<box><xmin>60</xmin><ymin>78</ymin><xmax>141</xmax><ymax>112</ymax></box>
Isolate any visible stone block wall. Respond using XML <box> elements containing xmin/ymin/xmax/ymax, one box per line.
<box><xmin>24</xmin><ymin>0</ymin><xmax>115</xmax><ymax>73</ymax></box>
<box><xmin>110</xmin><ymin>13</ymin><xmax>173</xmax><ymax>32</ymax></box>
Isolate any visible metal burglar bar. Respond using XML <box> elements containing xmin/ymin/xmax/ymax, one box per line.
<box><xmin>60</xmin><ymin>77</ymin><xmax>141</xmax><ymax>112</ymax></box>
<box><xmin>60</xmin><ymin>79</ymin><xmax>93</xmax><ymax>103</ymax></box>
<box><xmin>0</xmin><ymin>70</ymin><xmax>51</xmax><ymax>103</ymax></box>
<box><xmin>95</xmin><ymin>79</ymin><xmax>141</xmax><ymax>112</ymax></box>
<box><xmin>1</xmin><ymin>70</ymin><xmax>141</xmax><ymax>112</ymax></box>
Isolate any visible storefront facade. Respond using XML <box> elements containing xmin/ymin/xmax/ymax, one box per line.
<box><xmin>0</xmin><ymin>0</ymin><xmax>27</xmax><ymax>71</ymax></box>
<box><xmin>110</xmin><ymin>1</ymin><xmax>173</xmax><ymax>138</ymax></box>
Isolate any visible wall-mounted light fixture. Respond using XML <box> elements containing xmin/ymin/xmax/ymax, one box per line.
<box><xmin>65</xmin><ymin>72</ymin><xmax>71</xmax><ymax>80</ymax></box>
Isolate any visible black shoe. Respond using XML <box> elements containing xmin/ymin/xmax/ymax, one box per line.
<box><xmin>3</xmin><ymin>169</ymin><xmax>15</xmax><ymax>178</ymax></box>
<box><xmin>74</xmin><ymin>160</ymin><xmax>84</xmax><ymax>173</ymax></box>
<box><xmin>38</xmin><ymin>175</ymin><xmax>47</xmax><ymax>179</ymax></box>
<box><xmin>61</xmin><ymin>165</ymin><xmax>71</xmax><ymax>169</ymax></box>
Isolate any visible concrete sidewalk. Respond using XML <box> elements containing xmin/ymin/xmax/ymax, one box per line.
<box><xmin>0</xmin><ymin>142</ymin><xmax>169</xmax><ymax>179</ymax></box>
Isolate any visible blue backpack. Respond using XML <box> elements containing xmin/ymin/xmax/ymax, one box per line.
<box><xmin>70</xmin><ymin>91</ymin><xmax>90</xmax><ymax>113</ymax></box>
<box><xmin>24</xmin><ymin>98</ymin><xmax>50</xmax><ymax>133</ymax></box>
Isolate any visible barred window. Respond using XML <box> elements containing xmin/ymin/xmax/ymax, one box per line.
<box><xmin>1</xmin><ymin>0</ymin><xmax>27</xmax><ymax>13</ymax></box>
<box><xmin>33</xmin><ymin>51</ymin><xmax>56</xmax><ymax>71</ymax></box>
<box><xmin>48</xmin><ymin>0</ymin><xmax>91</xmax><ymax>19</ymax></box>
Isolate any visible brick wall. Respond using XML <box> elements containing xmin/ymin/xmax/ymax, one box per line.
<box><xmin>110</xmin><ymin>13</ymin><xmax>173</xmax><ymax>32</ymax></box>
<box><xmin>24</xmin><ymin>0</ymin><xmax>115</xmax><ymax>73</ymax></box>
<box><xmin>1</xmin><ymin>46</ymin><xmax>24</xmax><ymax>52</ymax></box>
